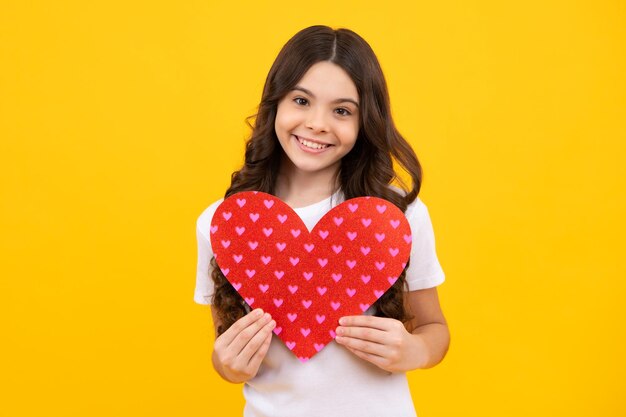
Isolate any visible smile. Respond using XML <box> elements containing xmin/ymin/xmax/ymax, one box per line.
<box><xmin>294</xmin><ymin>135</ymin><xmax>332</xmax><ymax>151</ymax></box>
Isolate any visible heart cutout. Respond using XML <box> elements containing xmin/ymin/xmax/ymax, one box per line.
<box><xmin>210</xmin><ymin>191</ymin><xmax>412</xmax><ymax>362</ymax></box>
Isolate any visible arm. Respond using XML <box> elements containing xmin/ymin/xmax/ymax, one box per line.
<box><xmin>403</xmin><ymin>286</ymin><xmax>450</xmax><ymax>369</ymax></box>
<box><xmin>210</xmin><ymin>305</ymin><xmax>235</xmax><ymax>383</ymax></box>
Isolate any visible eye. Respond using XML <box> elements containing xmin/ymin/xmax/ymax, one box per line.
<box><xmin>335</xmin><ymin>108</ymin><xmax>352</xmax><ymax>116</ymax></box>
<box><xmin>293</xmin><ymin>97</ymin><xmax>308</xmax><ymax>106</ymax></box>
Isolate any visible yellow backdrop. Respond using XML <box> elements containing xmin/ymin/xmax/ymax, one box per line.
<box><xmin>1</xmin><ymin>1</ymin><xmax>624</xmax><ymax>416</ymax></box>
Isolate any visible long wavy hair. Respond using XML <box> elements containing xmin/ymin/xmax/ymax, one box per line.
<box><xmin>210</xmin><ymin>25</ymin><xmax>423</xmax><ymax>336</ymax></box>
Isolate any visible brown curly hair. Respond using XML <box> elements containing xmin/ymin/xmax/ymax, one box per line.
<box><xmin>210</xmin><ymin>25</ymin><xmax>422</xmax><ymax>336</ymax></box>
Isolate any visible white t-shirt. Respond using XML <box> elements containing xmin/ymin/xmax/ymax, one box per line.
<box><xmin>194</xmin><ymin>188</ymin><xmax>445</xmax><ymax>417</ymax></box>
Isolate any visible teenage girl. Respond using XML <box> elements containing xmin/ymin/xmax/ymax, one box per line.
<box><xmin>195</xmin><ymin>25</ymin><xmax>450</xmax><ymax>417</ymax></box>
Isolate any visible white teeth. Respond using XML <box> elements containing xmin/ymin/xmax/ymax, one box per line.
<box><xmin>297</xmin><ymin>136</ymin><xmax>329</xmax><ymax>150</ymax></box>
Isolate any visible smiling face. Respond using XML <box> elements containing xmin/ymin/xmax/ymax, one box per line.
<box><xmin>274</xmin><ymin>61</ymin><xmax>360</xmax><ymax>182</ymax></box>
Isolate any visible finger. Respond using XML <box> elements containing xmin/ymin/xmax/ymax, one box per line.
<box><xmin>229</xmin><ymin>312</ymin><xmax>272</xmax><ymax>355</ymax></box>
<box><xmin>339</xmin><ymin>315</ymin><xmax>394</xmax><ymax>330</ymax></box>
<box><xmin>335</xmin><ymin>325</ymin><xmax>388</xmax><ymax>344</ymax></box>
<box><xmin>335</xmin><ymin>335</ymin><xmax>388</xmax><ymax>357</ymax></box>
<box><xmin>238</xmin><ymin>319</ymin><xmax>276</xmax><ymax>364</ymax></box>
<box><xmin>342</xmin><ymin>344</ymin><xmax>387</xmax><ymax>368</ymax></box>
<box><xmin>218</xmin><ymin>308</ymin><xmax>265</xmax><ymax>346</ymax></box>
<box><xmin>246</xmin><ymin>323</ymin><xmax>275</xmax><ymax>371</ymax></box>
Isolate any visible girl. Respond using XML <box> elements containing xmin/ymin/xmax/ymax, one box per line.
<box><xmin>195</xmin><ymin>25</ymin><xmax>450</xmax><ymax>417</ymax></box>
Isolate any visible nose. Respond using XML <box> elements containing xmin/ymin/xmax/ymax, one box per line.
<box><xmin>304</xmin><ymin>107</ymin><xmax>328</xmax><ymax>132</ymax></box>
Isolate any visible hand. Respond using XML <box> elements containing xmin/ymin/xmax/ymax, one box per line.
<box><xmin>335</xmin><ymin>315</ymin><xmax>428</xmax><ymax>373</ymax></box>
<box><xmin>212</xmin><ymin>308</ymin><xmax>276</xmax><ymax>383</ymax></box>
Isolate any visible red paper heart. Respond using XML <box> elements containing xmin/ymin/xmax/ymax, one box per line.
<box><xmin>210</xmin><ymin>191</ymin><xmax>412</xmax><ymax>362</ymax></box>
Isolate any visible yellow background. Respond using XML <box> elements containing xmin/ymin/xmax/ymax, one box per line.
<box><xmin>1</xmin><ymin>1</ymin><xmax>624</xmax><ymax>416</ymax></box>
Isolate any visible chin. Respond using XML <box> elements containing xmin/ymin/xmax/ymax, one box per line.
<box><xmin>294</xmin><ymin>163</ymin><xmax>327</xmax><ymax>173</ymax></box>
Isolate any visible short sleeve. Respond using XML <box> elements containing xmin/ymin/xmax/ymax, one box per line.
<box><xmin>404</xmin><ymin>198</ymin><xmax>446</xmax><ymax>291</ymax></box>
<box><xmin>194</xmin><ymin>199</ymin><xmax>223</xmax><ymax>305</ymax></box>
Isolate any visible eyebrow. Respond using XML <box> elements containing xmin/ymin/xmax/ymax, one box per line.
<box><xmin>292</xmin><ymin>85</ymin><xmax>359</xmax><ymax>108</ymax></box>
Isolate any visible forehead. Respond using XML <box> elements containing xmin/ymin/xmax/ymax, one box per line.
<box><xmin>294</xmin><ymin>61</ymin><xmax>359</xmax><ymax>102</ymax></box>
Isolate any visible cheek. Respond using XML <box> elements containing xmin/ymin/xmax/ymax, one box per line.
<box><xmin>338</xmin><ymin>123</ymin><xmax>359</xmax><ymax>146</ymax></box>
<box><xmin>275</xmin><ymin>111</ymin><xmax>299</xmax><ymax>134</ymax></box>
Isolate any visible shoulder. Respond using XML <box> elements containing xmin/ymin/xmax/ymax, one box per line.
<box><xmin>196</xmin><ymin>197</ymin><xmax>225</xmax><ymax>240</ymax></box>
<box><xmin>387</xmin><ymin>184</ymin><xmax>428</xmax><ymax>225</ymax></box>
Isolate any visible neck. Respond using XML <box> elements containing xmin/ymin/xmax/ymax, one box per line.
<box><xmin>274</xmin><ymin>158</ymin><xmax>340</xmax><ymax>206</ymax></box>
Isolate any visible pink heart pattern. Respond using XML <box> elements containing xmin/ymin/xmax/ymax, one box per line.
<box><xmin>210</xmin><ymin>191</ymin><xmax>412</xmax><ymax>362</ymax></box>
